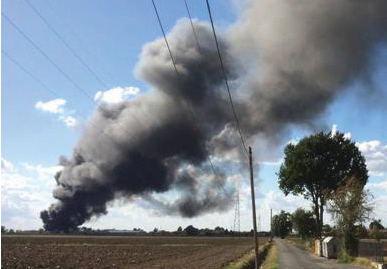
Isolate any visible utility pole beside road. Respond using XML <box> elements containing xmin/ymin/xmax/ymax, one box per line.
<box><xmin>249</xmin><ymin>146</ymin><xmax>259</xmax><ymax>269</ymax></box>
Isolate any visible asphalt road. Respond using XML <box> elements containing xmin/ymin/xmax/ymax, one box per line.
<box><xmin>276</xmin><ymin>239</ymin><xmax>366</xmax><ymax>269</ymax></box>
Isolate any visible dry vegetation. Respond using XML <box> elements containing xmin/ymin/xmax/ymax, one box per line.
<box><xmin>1</xmin><ymin>235</ymin><xmax>267</xmax><ymax>269</ymax></box>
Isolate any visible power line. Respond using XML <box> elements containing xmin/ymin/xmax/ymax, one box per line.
<box><xmin>182</xmin><ymin>0</ymin><xmax>237</xmax><ymax>203</ymax></box>
<box><xmin>205</xmin><ymin>0</ymin><xmax>248</xmax><ymax>157</ymax></box>
<box><xmin>21</xmin><ymin>1</ymin><xmax>144</xmax><ymax>134</ymax></box>
<box><xmin>183</xmin><ymin>0</ymin><xmax>202</xmax><ymax>54</ymax></box>
<box><xmin>2</xmin><ymin>12</ymin><xmax>141</xmax><ymax>141</ymax></box>
<box><xmin>150</xmin><ymin>0</ymin><xmax>180</xmax><ymax>78</ymax></box>
<box><xmin>43</xmin><ymin>0</ymin><xmax>117</xmax><ymax>83</ymax></box>
<box><xmin>150</xmin><ymin>0</ymin><xmax>234</xmax><ymax>201</ymax></box>
<box><xmin>1</xmin><ymin>49</ymin><xmax>124</xmax><ymax>149</ymax></box>
<box><xmin>2</xmin><ymin>50</ymin><xmax>59</xmax><ymax>99</ymax></box>
<box><xmin>2</xmin><ymin>13</ymin><xmax>91</xmax><ymax>102</ymax></box>
<box><xmin>23</xmin><ymin>0</ymin><xmax>109</xmax><ymax>89</ymax></box>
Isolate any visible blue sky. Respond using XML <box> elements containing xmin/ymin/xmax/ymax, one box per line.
<box><xmin>1</xmin><ymin>0</ymin><xmax>387</xmax><ymax>232</ymax></box>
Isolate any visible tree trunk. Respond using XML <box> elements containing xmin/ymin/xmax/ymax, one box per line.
<box><xmin>319</xmin><ymin>197</ymin><xmax>324</xmax><ymax>257</ymax></box>
<box><xmin>313</xmin><ymin>199</ymin><xmax>320</xmax><ymax>238</ymax></box>
<box><xmin>313</xmin><ymin>198</ymin><xmax>322</xmax><ymax>256</ymax></box>
<box><xmin>320</xmin><ymin>197</ymin><xmax>324</xmax><ymax>237</ymax></box>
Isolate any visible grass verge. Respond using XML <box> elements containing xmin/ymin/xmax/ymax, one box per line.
<box><xmin>223</xmin><ymin>243</ymin><xmax>271</xmax><ymax>269</ymax></box>
<box><xmin>261</xmin><ymin>243</ymin><xmax>279</xmax><ymax>269</ymax></box>
<box><xmin>338</xmin><ymin>250</ymin><xmax>374</xmax><ymax>268</ymax></box>
<box><xmin>286</xmin><ymin>237</ymin><xmax>313</xmax><ymax>252</ymax></box>
<box><xmin>352</xmin><ymin>257</ymin><xmax>373</xmax><ymax>267</ymax></box>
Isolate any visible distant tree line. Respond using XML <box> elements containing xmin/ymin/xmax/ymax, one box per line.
<box><xmin>1</xmin><ymin>224</ymin><xmax>270</xmax><ymax>238</ymax></box>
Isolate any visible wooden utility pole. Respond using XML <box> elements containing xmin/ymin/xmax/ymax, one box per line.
<box><xmin>270</xmin><ymin>208</ymin><xmax>273</xmax><ymax>241</ymax></box>
<box><xmin>249</xmin><ymin>146</ymin><xmax>259</xmax><ymax>269</ymax></box>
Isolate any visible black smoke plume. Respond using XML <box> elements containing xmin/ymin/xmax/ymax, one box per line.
<box><xmin>41</xmin><ymin>1</ymin><xmax>387</xmax><ymax>232</ymax></box>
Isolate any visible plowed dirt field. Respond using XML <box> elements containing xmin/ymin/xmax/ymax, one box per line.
<box><xmin>1</xmin><ymin>235</ymin><xmax>265</xmax><ymax>269</ymax></box>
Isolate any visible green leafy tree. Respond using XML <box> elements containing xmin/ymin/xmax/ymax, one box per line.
<box><xmin>322</xmin><ymin>224</ymin><xmax>333</xmax><ymax>235</ymax></box>
<box><xmin>291</xmin><ymin>208</ymin><xmax>316</xmax><ymax>239</ymax></box>
<box><xmin>278</xmin><ymin>131</ymin><xmax>368</xmax><ymax>242</ymax></box>
<box><xmin>355</xmin><ymin>224</ymin><xmax>368</xmax><ymax>239</ymax></box>
<box><xmin>272</xmin><ymin>210</ymin><xmax>292</xmax><ymax>238</ymax></box>
<box><xmin>369</xmin><ymin>219</ymin><xmax>384</xmax><ymax>240</ymax></box>
<box><xmin>369</xmin><ymin>219</ymin><xmax>384</xmax><ymax>230</ymax></box>
<box><xmin>184</xmin><ymin>225</ymin><xmax>199</xmax><ymax>236</ymax></box>
<box><xmin>328</xmin><ymin>176</ymin><xmax>373</xmax><ymax>256</ymax></box>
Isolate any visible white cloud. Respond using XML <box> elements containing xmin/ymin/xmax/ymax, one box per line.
<box><xmin>287</xmin><ymin>138</ymin><xmax>299</xmax><ymax>145</ymax></box>
<box><xmin>35</xmin><ymin>98</ymin><xmax>77</xmax><ymax>126</ymax></box>
<box><xmin>356</xmin><ymin>140</ymin><xmax>387</xmax><ymax>177</ymax></box>
<box><xmin>58</xmin><ymin>115</ymin><xmax>77</xmax><ymax>126</ymax></box>
<box><xmin>35</xmin><ymin>98</ymin><xmax>66</xmax><ymax>114</ymax></box>
<box><xmin>331</xmin><ymin>124</ymin><xmax>337</xmax><ymax>136</ymax></box>
<box><xmin>331</xmin><ymin>124</ymin><xmax>351</xmax><ymax>139</ymax></box>
<box><xmin>344</xmin><ymin>132</ymin><xmax>352</xmax><ymax>139</ymax></box>
<box><xmin>367</xmin><ymin>178</ymin><xmax>387</xmax><ymax>193</ymax></box>
<box><xmin>259</xmin><ymin>191</ymin><xmax>310</xmax><ymax>213</ymax></box>
<box><xmin>1</xmin><ymin>163</ymin><xmax>58</xmax><ymax>230</ymax></box>
<box><xmin>23</xmin><ymin>163</ymin><xmax>63</xmax><ymax>181</ymax></box>
<box><xmin>257</xmin><ymin>159</ymin><xmax>282</xmax><ymax>166</ymax></box>
<box><xmin>366</xmin><ymin>179</ymin><xmax>387</xmax><ymax>225</ymax></box>
<box><xmin>1</xmin><ymin>158</ymin><xmax>15</xmax><ymax>171</ymax></box>
<box><xmin>94</xmin><ymin>86</ymin><xmax>140</xmax><ymax>103</ymax></box>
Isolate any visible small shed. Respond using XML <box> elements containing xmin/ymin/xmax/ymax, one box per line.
<box><xmin>322</xmin><ymin>236</ymin><xmax>339</xmax><ymax>259</ymax></box>
<box><xmin>315</xmin><ymin>239</ymin><xmax>322</xmax><ymax>256</ymax></box>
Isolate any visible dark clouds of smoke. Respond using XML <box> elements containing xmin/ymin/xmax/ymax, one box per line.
<box><xmin>41</xmin><ymin>21</ymin><xmax>234</xmax><ymax>232</ymax></box>
<box><xmin>41</xmin><ymin>1</ymin><xmax>387</xmax><ymax>232</ymax></box>
<box><xmin>142</xmin><ymin>166</ymin><xmax>234</xmax><ymax>218</ymax></box>
<box><xmin>227</xmin><ymin>0</ymin><xmax>387</xmax><ymax>138</ymax></box>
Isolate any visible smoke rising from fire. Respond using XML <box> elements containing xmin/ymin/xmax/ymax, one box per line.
<box><xmin>41</xmin><ymin>0</ymin><xmax>387</xmax><ymax>232</ymax></box>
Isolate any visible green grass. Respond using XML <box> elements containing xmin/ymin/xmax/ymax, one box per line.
<box><xmin>352</xmin><ymin>257</ymin><xmax>372</xmax><ymax>267</ymax></box>
<box><xmin>337</xmin><ymin>250</ymin><xmax>355</xmax><ymax>263</ymax></box>
<box><xmin>223</xmin><ymin>249</ymin><xmax>256</xmax><ymax>269</ymax></box>
<box><xmin>338</xmin><ymin>251</ymin><xmax>374</xmax><ymax>268</ymax></box>
<box><xmin>223</xmin><ymin>243</ymin><xmax>271</xmax><ymax>269</ymax></box>
<box><xmin>286</xmin><ymin>237</ymin><xmax>312</xmax><ymax>251</ymax></box>
<box><xmin>261</xmin><ymin>244</ymin><xmax>279</xmax><ymax>269</ymax></box>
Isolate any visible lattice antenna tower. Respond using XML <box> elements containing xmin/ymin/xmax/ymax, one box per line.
<box><xmin>233</xmin><ymin>191</ymin><xmax>241</xmax><ymax>234</ymax></box>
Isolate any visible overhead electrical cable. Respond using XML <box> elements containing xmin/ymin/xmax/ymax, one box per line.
<box><xmin>183</xmin><ymin>0</ymin><xmax>237</xmax><ymax>202</ymax></box>
<box><xmin>23</xmin><ymin>0</ymin><xmax>109</xmax><ymax>89</ymax></box>
<box><xmin>22</xmin><ymin>0</ymin><xmax>143</xmax><ymax>128</ymax></box>
<box><xmin>183</xmin><ymin>0</ymin><xmax>238</xmax><ymax>212</ymax></box>
<box><xmin>150</xmin><ymin>0</ymin><xmax>180</xmax><ymax>78</ymax></box>
<box><xmin>2</xmin><ymin>49</ymin><xmax>59</xmax><ymax>99</ymax></box>
<box><xmin>42</xmin><ymin>0</ymin><xmax>117</xmax><ymax>83</ymax></box>
<box><xmin>150</xmin><ymin>0</ymin><xmax>234</xmax><ymax>201</ymax></box>
<box><xmin>1</xmin><ymin>49</ymin><xmax>125</xmax><ymax>149</ymax></box>
<box><xmin>183</xmin><ymin>0</ymin><xmax>202</xmax><ymax>54</ymax></box>
<box><xmin>205</xmin><ymin>0</ymin><xmax>249</xmax><ymax>157</ymax></box>
<box><xmin>2</xmin><ymin>12</ymin><xmax>141</xmax><ymax>142</ymax></box>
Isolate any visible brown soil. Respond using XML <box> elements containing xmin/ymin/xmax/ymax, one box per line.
<box><xmin>1</xmin><ymin>235</ymin><xmax>266</xmax><ymax>269</ymax></box>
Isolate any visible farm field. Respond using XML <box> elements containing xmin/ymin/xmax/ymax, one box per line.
<box><xmin>1</xmin><ymin>235</ymin><xmax>266</xmax><ymax>269</ymax></box>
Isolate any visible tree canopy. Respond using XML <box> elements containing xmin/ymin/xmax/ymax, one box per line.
<box><xmin>278</xmin><ymin>131</ymin><xmax>368</xmax><ymax>240</ymax></box>
<box><xmin>328</xmin><ymin>176</ymin><xmax>373</xmax><ymax>255</ymax></box>
<box><xmin>291</xmin><ymin>208</ymin><xmax>316</xmax><ymax>239</ymax></box>
<box><xmin>184</xmin><ymin>225</ymin><xmax>199</xmax><ymax>236</ymax></box>
<box><xmin>272</xmin><ymin>210</ymin><xmax>292</xmax><ymax>238</ymax></box>
<box><xmin>369</xmin><ymin>219</ymin><xmax>384</xmax><ymax>230</ymax></box>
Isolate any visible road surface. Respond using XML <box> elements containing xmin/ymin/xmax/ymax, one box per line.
<box><xmin>276</xmin><ymin>239</ymin><xmax>366</xmax><ymax>269</ymax></box>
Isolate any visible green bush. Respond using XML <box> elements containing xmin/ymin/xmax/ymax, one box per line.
<box><xmin>338</xmin><ymin>249</ymin><xmax>354</xmax><ymax>263</ymax></box>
